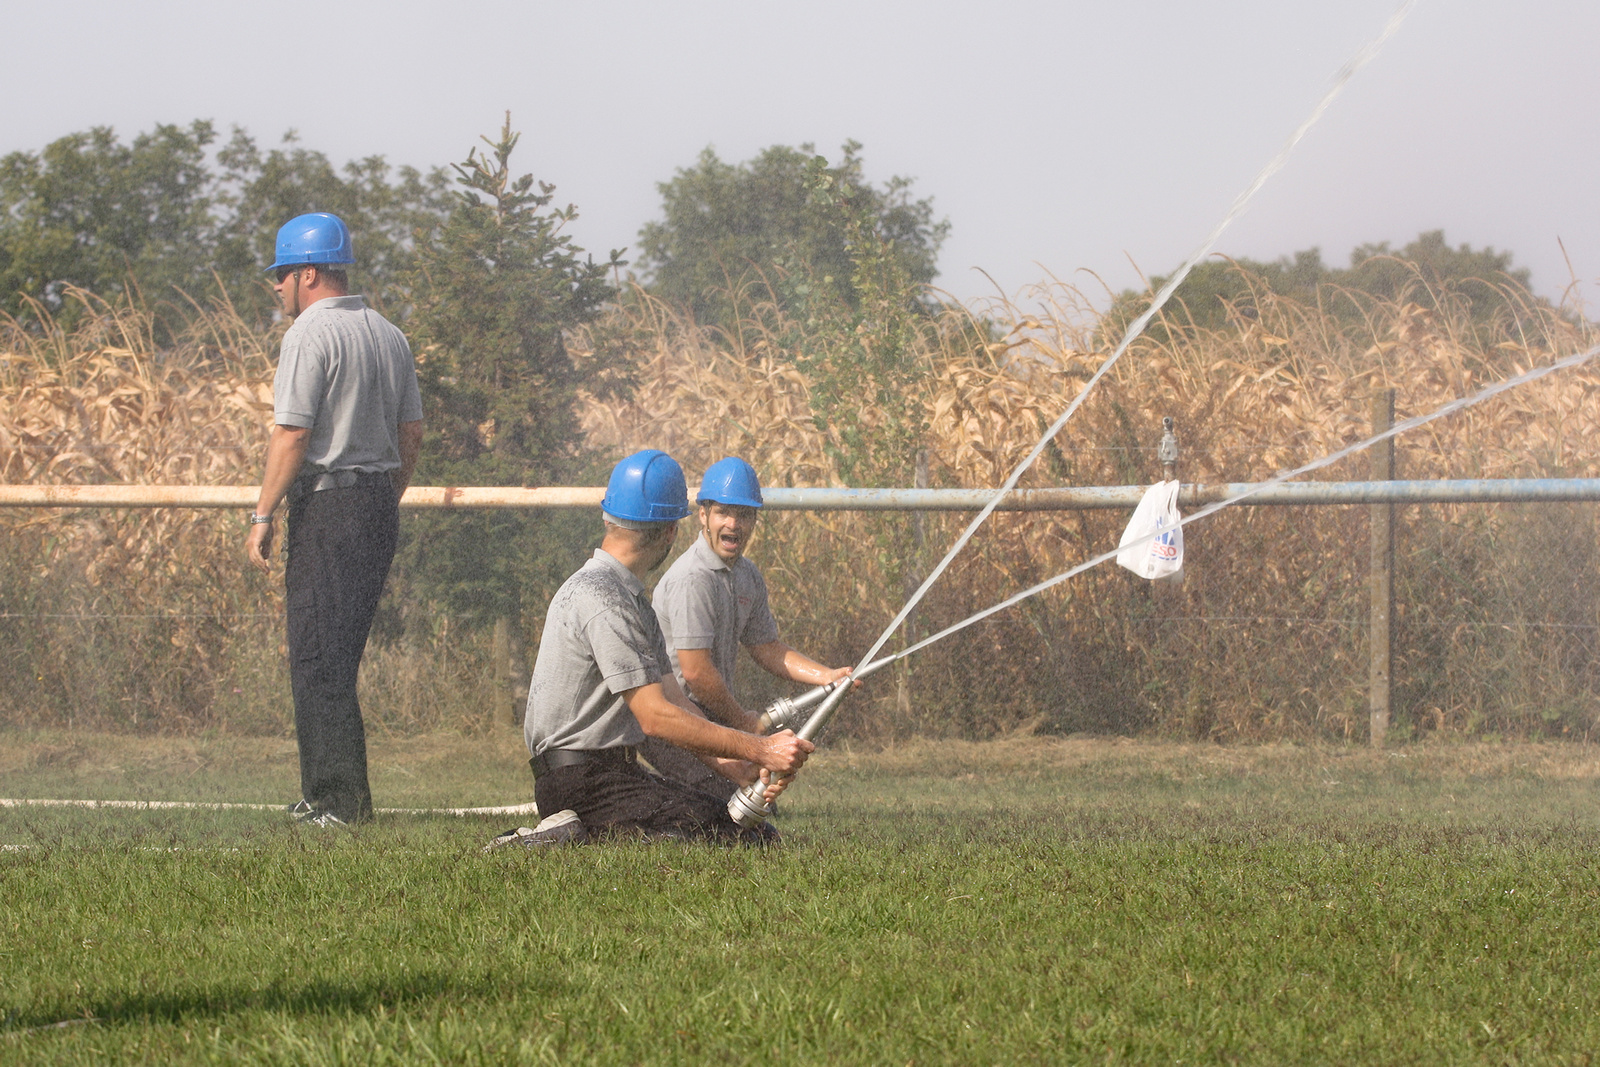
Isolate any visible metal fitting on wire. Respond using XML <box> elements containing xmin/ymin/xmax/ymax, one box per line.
<box><xmin>1158</xmin><ymin>417</ymin><xmax>1180</xmax><ymax>482</ymax></box>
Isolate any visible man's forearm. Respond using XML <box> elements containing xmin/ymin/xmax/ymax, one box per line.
<box><xmin>661</xmin><ymin>677</ymin><xmax>755</xmax><ymax>776</ymax></box>
<box><xmin>751</xmin><ymin>641</ymin><xmax>837</xmax><ymax>686</ymax></box>
<box><xmin>686</xmin><ymin>673</ymin><xmax>759</xmax><ymax>732</ymax></box>
<box><xmin>629</xmin><ymin>682</ymin><xmax>812</xmax><ymax>776</ymax></box>
<box><xmin>631</xmin><ymin>685</ymin><xmax>764</xmax><ymax>763</ymax></box>
<box><xmin>677</xmin><ymin>648</ymin><xmax>761</xmax><ymax>732</ymax></box>
<box><xmin>255</xmin><ymin>425</ymin><xmax>312</xmax><ymax>516</ymax></box>
<box><xmin>393</xmin><ymin>419</ymin><xmax>423</xmax><ymax>498</ymax></box>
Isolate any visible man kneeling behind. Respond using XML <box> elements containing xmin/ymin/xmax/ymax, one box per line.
<box><xmin>644</xmin><ymin>456</ymin><xmax>854</xmax><ymax>799</ymax></box>
<box><xmin>513</xmin><ymin>449</ymin><xmax>812</xmax><ymax>846</ymax></box>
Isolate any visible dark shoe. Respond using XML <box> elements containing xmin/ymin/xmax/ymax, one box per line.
<box><xmin>286</xmin><ymin>799</ymin><xmax>314</xmax><ymax>817</ymax></box>
<box><xmin>482</xmin><ymin>810</ymin><xmax>587</xmax><ymax>852</ymax></box>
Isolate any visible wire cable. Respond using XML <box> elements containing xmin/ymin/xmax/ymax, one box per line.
<box><xmin>888</xmin><ymin>342</ymin><xmax>1600</xmax><ymax>667</ymax></box>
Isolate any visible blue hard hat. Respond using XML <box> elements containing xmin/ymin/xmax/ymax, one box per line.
<box><xmin>267</xmin><ymin>212</ymin><xmax>355</xmax><ymax>270</ymax></box>
<box><xmin>697</xmin><ymin>457</ymin><xmax>764</xmax><ymax>508</ymax></box>
<box><xmin>602</xmin><ymin>449</ymin><xmax>692</xmax><ymax>524</ymax></box>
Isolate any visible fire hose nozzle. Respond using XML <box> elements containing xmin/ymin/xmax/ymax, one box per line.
<box><xmin>732</xmin><ymin>657</ymin><xmax>888</xmax><ymax>826</ymax></box>
<box><xmin>753</xmin><ymin>656</ymin><xmax>892</xmax><ymax>734</ymax></box>
<box><xmin>727</xmin><ymin>779</ymin><xmax>775</xmax><ymax>829</ymax></box>
<box><xmin>757</xmin><ymin>692</ymin><xmax>817</xmax><ymax>734</ymax></box>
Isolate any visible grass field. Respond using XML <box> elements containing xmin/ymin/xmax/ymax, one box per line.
<box><xmin>4</xmin><ymin>731</ymin><xmax>1600</xmax><ymax>1064</ymax></box>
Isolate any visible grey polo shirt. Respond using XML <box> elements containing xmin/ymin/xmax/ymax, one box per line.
<box><xmin>273</xmin><ymin>295</ymin><xmax>423</xmax><ymax>474</ymax></box>
<box><xmin>654</xmin><ymin>534</ymin><xmax>780</xmax><ymax>703</ymax></box>
<box><xmin>523</xmin><ymin>549</ymin><xmax>668</xmax><ymax>756</ymax></box>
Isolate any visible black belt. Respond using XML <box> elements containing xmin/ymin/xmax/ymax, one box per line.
<box><xmin>288</xmin><ymin>469</ymin><xmax>391</xmax><ymax>504</ymax></box>
<box><xmin>529</xmin><ymin>745</ymin><xmax>637</xmax><ymax>779</ymax></box>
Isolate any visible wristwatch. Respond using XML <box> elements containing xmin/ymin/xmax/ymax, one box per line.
<box><xmin>249</xmin><ymin>513</ymin><xmax>274</xmax><ymax>525</ymax></box>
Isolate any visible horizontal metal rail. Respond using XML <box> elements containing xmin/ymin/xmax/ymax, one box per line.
<box><xmin>773</xmin><ymin>479</ymin><xmax>1600</xmax><ymax>509</ymax></box>
<box><xmin>1</xmin><ymin>479</ymin><xmax>1598</xmax><ymax>511</ymax></box>
<box><xmin>0</xmin><ymin>485</ymin><xmax>600</xmax><ymax>509</ymax></box>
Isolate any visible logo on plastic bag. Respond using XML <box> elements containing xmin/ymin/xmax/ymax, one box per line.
<box><xmin>1116</xmin><ymin>480</ymin><xmax>1185</xmax><ymax>580</ymax></box>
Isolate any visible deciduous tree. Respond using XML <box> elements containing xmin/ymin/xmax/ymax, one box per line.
<box><xmin>0</xmin><ymin>122</ymin><xmax>218</xmax><ymax>323</ymax></box>
<box><xmin>0</xmin><ymin>122</ymin><xmax>450</xmax><ymax>331</ymax></box>
<box><xmin>1112</xmin><ymin>231</ymin><xmax>1540</xmax><ymax>339</ymax></box>
<box><xmin>637</xmin><ymin>142</ymin><xmax>947</xmax><ymax>330</ymax></box>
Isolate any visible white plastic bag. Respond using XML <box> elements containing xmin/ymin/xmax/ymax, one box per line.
<box><xmin>1116</xmin><ymin>479</ymin><xmax>1184</xmax><ymax>580</ymax></box>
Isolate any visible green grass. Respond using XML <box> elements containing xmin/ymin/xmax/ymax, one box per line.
<box><xmin>4</xmin><ymin>733</ymin><xmax>1600</xmax><ymax>1064</ymax></box>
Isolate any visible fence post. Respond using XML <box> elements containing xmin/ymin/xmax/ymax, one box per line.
<box><xmin>1369</xmin><ymin>389</ymin><xmax>1395</xmax><ymax>747</ymax></box>
<box><xmin>508</xmin><ymin>615</ymin><xmax>528</xmax><ymax>726</ymax></box>
<box><xmin>897</xmin><ymin>449</ymin><xmax>930</xmax><ymax>721</ymax></box>
<box><xmin>491</xmin><ymin>614</ymin><xmax>528</xmax><ymax>726</ymax></box>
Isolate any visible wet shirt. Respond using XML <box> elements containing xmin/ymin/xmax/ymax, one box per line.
<box><xmin>523</xmin><ymin>550</ymin><xmax>668</xmax><ymax>756</ymax></box>
<box><xmin>653</xmin><ymin>534</ymin><xmax>779</xmax><ymax>703</ymax></box>
<box><xmin>273</xmin><ymin>295</ymin><xmax>423</xmax><ymax>473</ymax></box>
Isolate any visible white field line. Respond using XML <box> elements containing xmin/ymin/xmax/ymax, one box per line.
<box><xmin>0</xmin><ymin>797</ymin><xmax>539</xmax><ymax>817</ymax></box>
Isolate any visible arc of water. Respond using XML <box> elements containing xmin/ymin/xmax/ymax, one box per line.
<box><xmin>842</xmin><ymin>1</ymin><xmax>1420</xmax><ymax>684</ymax></box>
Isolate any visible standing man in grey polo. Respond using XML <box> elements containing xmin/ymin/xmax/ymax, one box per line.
<box><xmin>514</xmin><ymin>449</ymin><xmax>811</xmax><ymax>846</ymax></box>
<box><xmin>644</xmin><ymin>457</ymin><xmax>853</xmax><ymax>798</ymax></box>
<box><xmin>246</xmin><ymin>212</ymin><xmax>423</xmax><ymax>827</ymax></box>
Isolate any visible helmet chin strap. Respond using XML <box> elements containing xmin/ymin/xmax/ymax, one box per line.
<box><xmin>287</xmin><ymin>265</ymin><xmax>323</xmax><ymax>316</ymax></box>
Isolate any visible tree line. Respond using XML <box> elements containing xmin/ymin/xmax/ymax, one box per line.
<box><xmin>2</xmin><ymin>115</ymin><xmax>1577</xmax><ymax>739</ymax></box>
<box><xmin>0</xmin><ymin>114</ymin><xmax>1547</xmax><ymax>654</ymax></box>
<box><xmin>0</xmin><ymin>115</ymin><xmax>952</xmax><ymax>672</ymax></box>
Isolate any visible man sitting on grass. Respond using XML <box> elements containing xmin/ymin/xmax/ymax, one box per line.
<box><xmin>491</xmin><ymin>449</ymin><xmax>812</xmax><ymax>849</ymax></box>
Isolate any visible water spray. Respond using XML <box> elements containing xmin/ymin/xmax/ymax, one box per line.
<box><xmin>728</xmin><ymin>341</ymin><xmax>1600</xmax><ymax>829</ymax></box>
<box><xmin>729</xmin><ymin>0</ymin><xmax>1419</xmax><ymax>830</ymax></box>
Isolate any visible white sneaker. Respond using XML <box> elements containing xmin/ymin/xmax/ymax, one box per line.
<box><xmin>483</xmin><ymin>825</ymin><xmax>537</xmax><ymax>851</ymax></box>
<box><xmin>482</xmin><ymin>810</ymin><xmax>587</xmax><ymax>852</ymax></box>
<box><xmin>296</xmin><ymin>809</ymin><xmax>347</xmax><ymax>829</ymax></box>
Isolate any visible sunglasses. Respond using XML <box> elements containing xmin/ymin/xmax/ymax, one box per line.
<box><xmin>274</xmin><ymin>266</ymin><xmax>302</xmax><ymax>283</ymax></box>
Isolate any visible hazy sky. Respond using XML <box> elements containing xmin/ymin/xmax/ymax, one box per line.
<box><xmin>4</xmin><ymin>1</ymin><xmax>1595</xmax><ymax>311</ymax></box>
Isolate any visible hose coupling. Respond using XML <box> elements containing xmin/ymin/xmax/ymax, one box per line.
<box><xmin>757</xmin><ymin>694</ymin><xmax>805</xmax><ymax>734</ymax></box>
<box><xmin>727</xmin><ymin>780</ymin><xmax>775</xmax><ymax>829</ymax></box>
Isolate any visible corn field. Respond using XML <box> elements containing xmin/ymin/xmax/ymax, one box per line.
<box><xmin>3</xmin><ymin>269</ymin><xmax>1598</xmax><ymax>740</ymax></box>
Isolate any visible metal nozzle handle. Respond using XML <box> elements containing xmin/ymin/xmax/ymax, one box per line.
<box><xmin>731</xmin><ymin>654</ymin><xmax>890</xmax><ymax>826</ymax></box>
<box><xmin>753</xmin><ymin>655</ymin><xmax>893</xmax><ymax>733</ymax></box>
<box><xmin>797</xmin><ymin>684</ymin><xmax>851</xmax><ymax>742</ymax></box>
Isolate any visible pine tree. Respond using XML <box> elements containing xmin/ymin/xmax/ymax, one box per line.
<box><xmin>398</xmin><ymin>115</ymin><xmax>623</xmax><ymax>718</ymax></box>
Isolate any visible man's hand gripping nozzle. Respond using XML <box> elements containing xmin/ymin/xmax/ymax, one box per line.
<box><xmin>729</xmin><ymin>676</ymin><xmax>860</xmax><ymax>829</ymax></box>
<box><xmin>753</xmin><ymin>654</ymin><xmax>891</xmax><ymax>735</ymax></box>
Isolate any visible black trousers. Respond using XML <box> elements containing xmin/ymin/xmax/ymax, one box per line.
<box><xmin>533</xmin><ymin>750</ymin><xmax>770</xmax><ymax>844</ymax></box>
<box><xmin>285</xmin><ymin>477</ymin><xmax>398</xmax><ymax>822</ymax></box>
<box><xmin>638</xmin><ymin>735</ymin><xmax>739</xmax><ymax>802</ymax></box>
